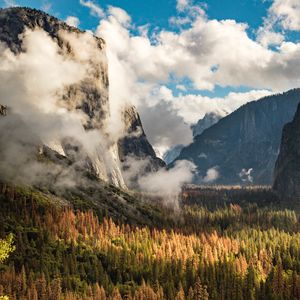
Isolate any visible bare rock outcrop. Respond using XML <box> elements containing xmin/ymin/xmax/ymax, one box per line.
<box><xmin>273</xmin><ymin>103</ymin><xmax>300</xmax><ymax>199</ymax></box>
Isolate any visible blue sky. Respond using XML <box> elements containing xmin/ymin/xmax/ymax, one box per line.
<box><xmin>1</xmin><ymin>0</ymin><xmax>300</xmax><ymax>153</ymax></box>
<box><xmin>1</xmin><ymin>0</ymin><xmax>273</xmax><ymax>32</ymax></box>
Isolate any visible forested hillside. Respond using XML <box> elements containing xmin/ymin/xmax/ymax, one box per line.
<box><xmin>1</xmin><ymin>184</ymin><xmax>300</xmax><ymax>299</ymax></box>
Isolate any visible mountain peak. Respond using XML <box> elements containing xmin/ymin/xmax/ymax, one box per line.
<box><xmin>0</xmin><ymin>6</ymin><xmax>105</xmax><ymax>54</ymax></box>
<box><xmin>176</xmin><ymin>89</ymin><xmax>300</xmax><ymax>185</ymax></box>
<box><xmin>0</xmin><ymin>7</ymin><xmax>163</xmax><ymax>190</ymax></box>
<box><xmin>192</xmin><ymin>110</ymin><xmax>228</xmax><ymax>138</ymax></box>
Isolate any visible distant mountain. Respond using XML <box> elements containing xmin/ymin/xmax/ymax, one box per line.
<box><xmin>118</xmin><ymin>106</ymin><xmax>165</xmax><ymax>170</ymax></box>
<box><xmin>192</xmin><ymin>111</ymin><xmax>228</xmax><ymax>137</ymax></box>
<box><xmin>163</xmin><ymin>144</ymin><xmax>185</xmax><ymax>165</ymax></box>
<box><xmin>175</xmin><ymin>89</ymin><xmax>300</xmax><ymax>185</ymax></box>
<box><xmin>273</xmin><ymin>103</ymin><xmax>300</xmax><ymax>199</ymax></box>
<box><xmin>0</xmin><ymin>7</ymin><xmax>163</xmax><ymax>189</ymax></box>
<box><xmin>163</xmin><ymin>111</ymin><xmax>227</xmax><ymax>165</ymax></box>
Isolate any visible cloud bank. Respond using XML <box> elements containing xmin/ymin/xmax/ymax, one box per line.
<box><xmin>0</xmin><ymin>23</ymin><xmax>194</xmax><ymax>202</ymax></box>
<box><xmin>138</xmin><ymin>160</ymin><xmax>196</xmax><ymax>207</ymax></box>
<box><xmin>77</xmin><ymin>0</ymin><xmax>300</xmax><ymax>155</ymax></box>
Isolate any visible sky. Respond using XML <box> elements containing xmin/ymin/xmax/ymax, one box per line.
<box><xmin>0</xmin><ymin>0</ymin><xmax>273</xmax><ymax>30</ymax></box>
<box><xmin>1</xmin><ymin>0</ymin><xmax>300</xmax><ymax>155</ymax></box>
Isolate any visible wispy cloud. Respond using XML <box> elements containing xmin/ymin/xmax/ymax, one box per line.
<box><xmin>270</xmin><ymin>0</ymin><xmax>300</xmax><ymax>31</ymax></box>
<box><xmin>90</xmin><ymin>0</ymin><xmax>300</xmax><ymax>153</ymax></box>
<box><xmin>79</xmin><ymin>0</ymin><xmax>105</xmax><ymax>18</ymax></box>
<box><xmin>73</xmin><ymin>0</ymin><xmax>300</xmax><ymax>190</ymax></box>
<box><xmin>3</xmin><ymin>0</ymin><xmax>17</xmax><ymax>7</ymax></box>
<box><xmin>203</xmin><ymin>167</ymin><xmax>219</xmax><ymax>183</ymax></box>
<box><xmin>66</xmin><ymin>16</ymin><xmax>80</xmax><ymax>28</ymax></box>
<box><xmin>41</xmin><ymin>1</ymin><xmax>52</xmax><ymax>12</ymax></box>
<box><xmin>257</xmin><ymin>0</ymin><xmax>300</xmax><ymax>47</ymax></box>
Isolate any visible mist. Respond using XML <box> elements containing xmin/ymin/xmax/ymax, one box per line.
<box><xmin>0</xmin><ymin>25</ymin><xmax>196</xmax><ymax>203</ymax></box>
<box><xmin>0</xmin><ymin>27</ymin><xmax>126</xmax><ymax>188</ymax></box>
<box><xmin>122</xmin><ymin>157</ymin><xmax>196</xmax><ymax>207</ymax></box>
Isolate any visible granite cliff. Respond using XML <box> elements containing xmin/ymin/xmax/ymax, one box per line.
<box><xmin>175</xmin><ymin>89</ymin><xmax>300</xmax><ymax>185</ymax></box>
<box><xmin>0</xmin><ymin>7</ymin><xmax>163</xmax><ymax>189</ymax></box>
<box><xmin>192</xmin><ymin>111</ymin><xmax>228</xmax><ymax>138</ymax></box>
<box><xmin>118</xmin><ymin>106</ymin><xmax>165</xmax><ymax>171</ymax></box>
<box><xmin>273</xmin><ymin>103</ymin><xmax>300</xmax><ymax>199</ymax></box>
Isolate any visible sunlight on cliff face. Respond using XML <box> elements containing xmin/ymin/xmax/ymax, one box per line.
<box><xmin>0</xmin><ymin>28</ymin><xmax>126</xmax><ymax>188</ymax></box>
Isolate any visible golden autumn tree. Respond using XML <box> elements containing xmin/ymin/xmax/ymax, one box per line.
<box><xmin>0</xmin><ymin>234</ymin><xmax>15</xmax><ymax>300</ymax></box>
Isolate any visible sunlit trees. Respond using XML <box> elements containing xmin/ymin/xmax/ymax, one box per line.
<box><xmin>0</xmin><ymin>234</ymin><xmax>14</xmax><ymax>264</ymax></box>
<box><xmin>2</xmin><ymin>185</ymin><xmax>300</xmax><ymax>299</ymax></box>
<box><xmin>0</xmin><ymin>234</ymin><xmax>14</xmax><ymax>300</ymax></box>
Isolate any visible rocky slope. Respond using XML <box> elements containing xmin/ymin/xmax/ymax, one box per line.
<box><xmin>118</xmin><ymin>106</ymin><xmax>165</xmax><ymax>170</ymax></box>
<box><xmin>273</xmin><ymin>103</ymin><xmax>300</xmax><ymax>199</ymax></box>
<box><xmin>0</xmin><ymin>7</ymin><xmax>163</xmax><ymax>189</ymax></box>
<box><xmin>0</xmin><ymin>105</ymin><xmax>6</xmax><ymax>116</ymax></box>
<box><xmin>192</xmin><ymin>111</ymin><xmax>228</xmax><ymax>137</ymax></box>
<box><xmin>175</xmin><ymin>89</ymin><xmax>300</xmax><ymax>185</ymax></box>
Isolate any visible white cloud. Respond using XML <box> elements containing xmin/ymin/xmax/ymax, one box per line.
<box><xmin>175</xmin><ymin>0</ymin><xmax>206</xmax><ymax>21</ymax></box>
<box><xmin>270</xmin><ymin>0</ymin><xmax>300</xmax><ymax>31</ymax></box>
<box><xmin>239</xmin><ymin>168</ymin><xmax>253</xmax><ymax>183</ymax></box>
<box><xmin>257</xmin><ymin>22</ymin><xmax>284</xmax><ymax>47</ymax></box>
<box><xmin>98</xmin><ymin>7</ymin><xmax>300</xmax><ymax>92</ymax></box>
<box><xmin>41</xmin><ymin>1</ymin><xmax>52</xmax><ymax>12</ymax></box>
<box><xmin>176</xmin><ymin>84</ymin><xmax>186</xmax><ymax>91</ymax></box>
<box><xmin>257</xmin><ymin>0</ymin><xmax>300</xmax><ymax>47</ymax></box>
<box><xmin>198</xmin><ymin>153</ymin><xmax>207</xmax><ymax>159</ymax></box>
<box><xmin>203</xmin><ymin>167</ymin><xmax>219</xmax><ymax>183</ymax></box>
<box><xmin>138</xmin><ymin>98</ymin><xmax>193</xmax><ymax>156</ymax></box>
<box><xmin>0</xmin><ymin>27</ymin><xmax>129</xmax><ymax>188</ymax></box>
<box><xmin>172</xmin><ymin>89</ymin><xmax>273</xmax><ymax>123</ymax></box>
<box><xmin>66</xmin><ymin>16</ymin><xmax>80</xmax><ymax>28</ymax></box>
<box><xmin>122</xmin><ymin>157</ymin><xmax>195</xmax><ymax>206</ymax></box>
<box><xmin>0</xmin><ymin>29</ymin><xmax>88</xmax><ymax>184</ymax></box>
<box><xmin>92</xmin><ymin>2</ymin><xmax>300</xmax><ymax>153</ymax></box>
<box><xmin>79</xmin><ymin>0</ymin><xmax>105</xmax><ymax>18</ymax></box>
<box><xmin>169</xmin><ymin>16</ymin><xmax>191</xmax><ymax>26</ymax></box>
<box><xmin>3</xmin><ymin>0</ymin><xmax>17</xmax><ymax>7</ymax></box>
<box><xmin>176</xmin><ymin>0</ymin><xmax>190</xmax><ymax>12</ymax></box>
<box><xmin>138</xmin><ymin>160</ymin><xmax>196</xmax><ymax>206</ymax></box>
<box><xmin>108</xmin><ymin>6</ymin><xmax>131</xmax><ymax>26</ymax></box>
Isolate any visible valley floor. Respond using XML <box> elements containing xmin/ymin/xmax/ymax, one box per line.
<box><xmin>0</xmin><ymin>183</ymin><xmax>300</xmax><ymax>300</ymax></box>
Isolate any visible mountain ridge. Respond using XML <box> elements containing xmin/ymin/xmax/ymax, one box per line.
<box><xmin>175</xmin><ymin>88</ymin><xmax>300</xmax><ymax>185</ymax></box>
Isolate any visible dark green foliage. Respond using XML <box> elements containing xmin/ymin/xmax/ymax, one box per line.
<box><xmin>1</xmin><ymin>184</ymin><xmax>300</xmax><ymax>299</ymax></box>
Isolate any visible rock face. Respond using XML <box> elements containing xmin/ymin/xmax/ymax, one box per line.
<box><xmin>0</xmin><ymin>105</ymin><xmax>6</xmax><ymax>116</ymax></box>
<box><xmin>192</xmin><ymin>111</ymin><xmax>227</xmax><ymax>138</ymax></box>
<box><xmin>163</xmin><ymin>144</ymin><xmax>185</xmax><ymax>165</ymax></box>
<box><xmin>273</xmin><ymin>103</ymin><xmax>300</xmax><ymax>199</ymax></box>
<box><xmin>0</xmin><ymin>7</ymin><xmax>163</xmax><ymax>188</ymax></box>
<box><xmin>175</xmin><ymin>89</ymin><xmax>300</xmax><ymax>185</ymax></box>
<box><xmin>118</xmin><ymin>106</ymin><xmax>165</xmax><ymax>170</ymax></box>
